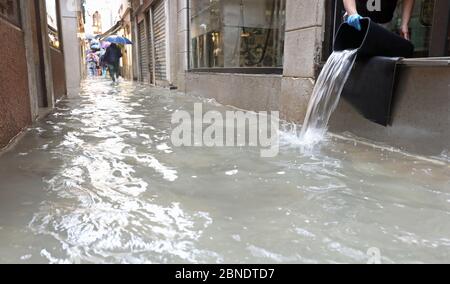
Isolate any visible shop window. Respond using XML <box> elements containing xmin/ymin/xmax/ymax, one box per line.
<box><xmin>190</xmin><ymin>0</ymin><xmax>286</xmax><ymax>70</ymax></box>
<box><xmin>0</xmin><ymin>0</ymin><xmax>21</xmax><ymax>27</ymax></box>
<box><xmin>46</xmin><ymin>0</ymin><xmax>60</xmax><ymax>49</ymax></box>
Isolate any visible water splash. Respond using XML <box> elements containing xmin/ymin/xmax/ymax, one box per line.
<box><xmin>300</xmin><ymin>50</ymin><xmax>358</xmax><ymax>143</ymax></box>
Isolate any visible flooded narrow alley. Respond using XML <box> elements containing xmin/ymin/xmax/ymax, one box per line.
<box><xmin>0</xmin><ymin>79</ymin><xmax>449</xmax><ymax>264</ymax></box>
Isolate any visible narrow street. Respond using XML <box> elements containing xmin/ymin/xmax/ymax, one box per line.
<box><xmin>0</xmin><ymin>79</ymin><xmax>449</xmax><ymax>264</ymax></box>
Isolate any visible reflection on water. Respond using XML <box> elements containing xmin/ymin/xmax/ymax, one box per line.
<box><xmin>0</xmin><ymin>79</ymin><xmax>449</xmax><ymax>264</ymax></box>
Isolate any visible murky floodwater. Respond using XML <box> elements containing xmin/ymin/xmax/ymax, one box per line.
<box><xmin>0</xmin><ymin>79</ymin><xmax>449</xmax><ymax>264</ymax></box>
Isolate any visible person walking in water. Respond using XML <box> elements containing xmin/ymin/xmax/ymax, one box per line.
<box><xmin>343</xmin><ymin>0</ymin><xmax>415</xmax><ymax>40</ymax></box>
<box><xmin>86</xmin><ymin>52</ymin><xmax>99</xmax><ymax>77</ymax></box>
<box><xmin>103</xmin><ymin>43</ymin><xmax>122</xmax><ymax>83</ymax></box>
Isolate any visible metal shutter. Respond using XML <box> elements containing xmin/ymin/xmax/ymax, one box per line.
<box><xmin>138</xmin><ymin>20</ymin><xmax>149</xmax><ymax>82</ymax></box>
<box><xmin>152</xmin><ymin>0</ymin><xmax>167</xmax><ymax>81</ymax></box>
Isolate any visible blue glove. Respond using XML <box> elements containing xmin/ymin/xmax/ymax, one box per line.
<box><xmin>347</xmin><ymin>14</ymin><xmax>363</xmax><ymax>31</ymax></box>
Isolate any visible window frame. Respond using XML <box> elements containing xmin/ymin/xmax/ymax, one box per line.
<box><xmin>187</xmin><ymin>0</ymin><xmax>286</xmax><ymax>75</ymax></box>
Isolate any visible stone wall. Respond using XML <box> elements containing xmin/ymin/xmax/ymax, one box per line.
<box><xmin>280</xmin><ymin>0</ymin><xmax>325</xmax><ymax>123</ymax></box>
<box><xmin>330</xmin><ymin>65</ymin><xmax>450</xmax><ymax>157</ymax></box>
<box><xmin>185</xmin><ymin>73</ymin><xmax>281</xmax><ymax>112</ymax></box>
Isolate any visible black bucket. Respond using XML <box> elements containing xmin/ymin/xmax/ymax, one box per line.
<box><xmin>333</xmin><ymin>18</ymin><xmax>414</xmax><ymax>126</ymax></box>
<box><xmin>334</xmin><ymin>18</ymin><xmax>414</xmax><ymax>58</ymax></box>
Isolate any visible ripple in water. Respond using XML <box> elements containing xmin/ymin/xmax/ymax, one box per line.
<box><xmin>0</xmin><ymin>79</ymin><xmax>448</xmax><ymax>264</ymax></box>
<box><xmin>27</xmin><ymin>81</ymin><xmax>217</xmax><ymax>264</ymax></box>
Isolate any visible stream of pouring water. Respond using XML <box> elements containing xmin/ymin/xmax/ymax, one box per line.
<box><xmin>300</xmin><ymin>49</ymin><xmax>358</xmax><ymax>144</ymax></box>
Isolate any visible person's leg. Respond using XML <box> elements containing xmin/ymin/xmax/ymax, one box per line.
<box><xmin>90</xmin><ymin>63</ymin><xmax>95</xmax><ymax>76</ymax></box>
<box><xmin>108</xmin><ymin>64</ymin><xmax>116</xmax><ymax>82</ymax></box>
<box><xmin>113</xmin><ymin>65</ymin><xmax>118</xmax><ymax>82</ymax></box>
<box><xmin>114</xmin><ymin>62</ymin><xmax>120</xmax><ymax>80</ymax></box>
<box><xmin>114</xmin><ymin>64</ymin><xmax>119</xmax><ymax>81</ymax></box>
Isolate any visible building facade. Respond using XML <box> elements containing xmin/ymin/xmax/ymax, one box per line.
<box><xmin>0</xmin><ymin>0</ymin><xmax>84</xmax><ymax>149</ymax></box>
<box><xmin>84</xmin><ymin>0</ymin><xmax>123</xmax><ymax>35</ymax></box>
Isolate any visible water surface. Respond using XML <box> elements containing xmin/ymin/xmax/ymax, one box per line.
<box><xmin>0</xmin><ymin>79</ymin><xmax>449</xmax><ymax>264</ymax></box>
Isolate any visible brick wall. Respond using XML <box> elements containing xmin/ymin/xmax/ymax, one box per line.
<box><xmin>0</xmin><ymin>19</ymin><xmax>32</xmax><ymax>148</ymax></box>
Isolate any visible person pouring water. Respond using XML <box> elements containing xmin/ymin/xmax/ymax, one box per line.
<box><xmin>343</xmin><ymin>0</ymin><xmax>415</xmax><ymax>40</ymax></box>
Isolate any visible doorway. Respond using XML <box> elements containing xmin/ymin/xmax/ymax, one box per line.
<box><xmin>32</xmin><ymin>0</ymin><xmax>48</xmax><ymax>108</ymax></box>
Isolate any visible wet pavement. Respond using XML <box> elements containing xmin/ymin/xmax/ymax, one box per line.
<box><xmin>0</xmin><ymin>79</ymin><xmax>449</xmax><ymax>264</ymax></box>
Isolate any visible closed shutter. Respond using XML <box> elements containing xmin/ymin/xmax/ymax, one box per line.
<box><xmin>138</xmin><ymin>21</ymin><xmax>149</xmax><ymax>82</ymax></box>
<box><xmin>152</xmin><ymin>0</ymin><xmax>167</xmax><ymax>81</ymax></box>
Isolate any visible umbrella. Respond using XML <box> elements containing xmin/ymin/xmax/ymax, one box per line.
<box><xmin>104</xmin><ymin>35</ymin><xmax>133</xmax><ymax>45</ymax></box>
